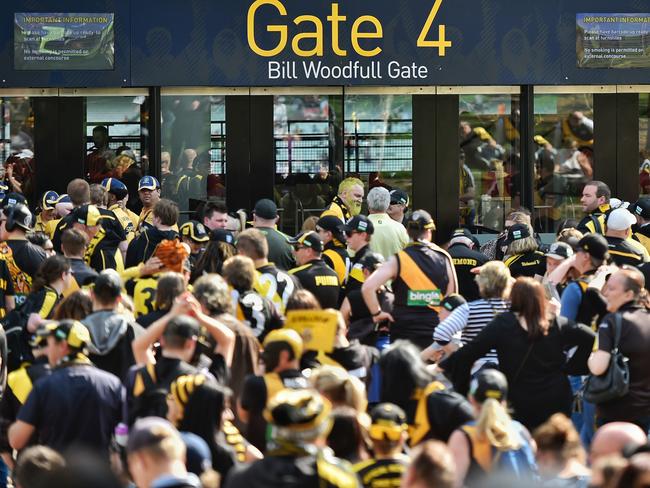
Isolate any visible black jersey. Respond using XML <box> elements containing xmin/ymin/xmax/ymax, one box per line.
<box><xmin>448</xmin><ymin>243</ymin><xmax>489</xmax><ymax>302</ymax></box>
<box><xmin>234</xmin><ymin>289</ymin><xmax>283</xmax><ymax>340</ymax></box>
<box><xmin>504</xmin><ymin>250</ymin><xmax>546</xmax><ymax>279</ymax></box>
<box><xmin>322</xmin><ymin>243</ymin><xmax>351</xmax><ymax>286</ymax></box>
<box><xmin>289</xmin><ymin>259</ymin><xmax>340</xmax><ymax>309</ymax></box>
<box><xmin>255</xmin><ymin>263</ymin><xmax>300</xmax><ymax>315</ymax></box>
<box><xmin>353</xmin><ymin>455</ymin><xmax>410</xmax><ymax>488</ymax></box>
<box><xmin>605</xmin><ymin>236</ymin><xmax>646</xmax><ymax>267</ymax></box>
<box><xmin>345</xmin><ymin>245</ymin><xmax>372</xmax><ymax>296</ymax></box>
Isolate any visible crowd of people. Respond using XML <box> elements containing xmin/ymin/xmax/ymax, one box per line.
<box><xmin>0</xmin><ymin>171</ymin><xmax>646</xmax><ymax>488</ymax></box>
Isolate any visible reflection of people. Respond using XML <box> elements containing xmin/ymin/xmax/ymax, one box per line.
<box><xmin>85</xmin><ymin>126</ymin><xmax>115</xmax><ymax>183</ymax></box>
<box><xmin>459</xmin><ymin>152</ymin><xmax>476</xmax><ymax>226</ymax></box>
<box><xmin>554</xmin><ymin>111</ymin><xmax>594</xmax><ymax>148</ymax></box>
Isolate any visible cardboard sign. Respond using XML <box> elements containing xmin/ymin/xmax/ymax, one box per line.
<box><xmin>284</xmin><ymin>309</ymin><xmax>339</xmax><ymax>353</ymax></box>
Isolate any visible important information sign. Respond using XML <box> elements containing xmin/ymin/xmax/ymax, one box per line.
<box><xmin>577</xmin><ymin>13</ymin><xmax>650</xmax><ymax>68</ymax></box>
<box><xmin>14</xmin><ymin>13</ymin><xmax>114</xmax><ymax>70</ymax></box>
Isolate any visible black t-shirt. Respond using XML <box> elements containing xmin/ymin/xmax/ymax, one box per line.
<box><xmin>0</xmin><ymin>259</ymin><xmax>14</xmax><ymax>318</ymax></box>
<box><xmin>448</xmin><ymin>243</ymin><xmax>489</xmax><ymax>302</ymax></box>
<box><xmin>125</xmin><ymin>227</ymin><xmax>179</xmax><ymax>268</ymax></box>
<box><xmin>301</xmin><ymin>341</ymin><xmax>379</xmax><ymax>387</ymax></box>
<box><xmin>69</xmin><ymin>258</ymin><xmax>98</xmax><ymax>287</ymax></box>
<box><xmin>6</xmin><ymin>240</ymin><xmax>46</xmax><ymax>278</ymax></box>
<box><xmin>597</xmin><ymin>304</ymin><xmax>650</xmax><ymax>421</ymax></box>
<box><xmin>257</xmin><ymin>227</ymin><xmax>295</xmax><ymax>271</ymax></box>
<box><xmin>136</xmin><ymin>308</ymin><xmax>168</xmax><ymax>328</ymax></box>
<box><xmin>289</xmin><ymin>259</ymin><xmax>340</xmax><ymax>309</ymax></box>
<box><xmin>17</xmin><ymin>363</ymin><xmax>123</xmax><ymax>454</ymax></box>
<box><xmin>505</xmin><ymin>250</ymin><xmax>546</xmax><ymax>279</ymax></box>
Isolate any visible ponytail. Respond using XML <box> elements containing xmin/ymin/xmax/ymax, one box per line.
<box><xmin>476</xmin><ymin>398</ymin><xmax>520</xmax><ymax>451</ymax></box>
<box><xmin>31</xmin><ymin>255</ymin><xmax>70</xmax><ymax>293</ymax></box>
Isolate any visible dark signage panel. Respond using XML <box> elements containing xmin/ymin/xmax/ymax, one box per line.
<box><xmin>14</xmin><ymin>13</ymin><xmax>114</xmax><ymax>70</ymax></box>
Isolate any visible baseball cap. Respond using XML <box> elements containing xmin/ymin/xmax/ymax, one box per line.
<box><xmin>545</xmin><ymin>241</ymin><xmax>574</xmax><ymax>261</ymax></box>
<box><xmin>101</xmin><ymin>178</ymin><xmax>129</xmax><ymax>200</ymax></box>
<box><xmin>577</xmin><ymin>233</ymin><xmax>609</xmax><ymax>261</ymax></box>
<box><xmin>469</xmin><ymin>368</ymin><xmax>508</xmax><ymax>403</ymax></box>
<box><xmin>368</xmin><ymin>403</ymin><xmax>408</xmax><ymax>442</ymax></box>
<box><xmin>389</xmin><ymin>189</ymin><xmax>409</xmax><ymax>206</ymax></box>
<box><xmin>504</xmin><ymin>223</ymin><xmax>531</xmax><ymax>244</ymax></box>
<box><xmin>253</xmin><ymin>199</ymin><xmax>278</xmax><ymax>220</ymax></box>
<box><xmin>163</xmin><ymin>315</ymin><xmax>200</xmax><ymax>341</ymax></box>
<box><xmin>37</xmin><ymin>320</ymin><xmax>91</xmax><ymax>349</ymax></box>
<box><xmin>72</xmin><ymin>204</ymin><xmax>102</xmax><ymax>227</ymax></box>
<box><xmin>263</xmin><ymin>328</ymin><xmax>303</xmax><ymax>359</ymax></box>
<box><xmin>440</xmin><ymin>293</ymin><xmax>467</xmax><ymax>312</ymax></box>
<box><xmin>451</xmin><ymin>227</ymin><xmax>481</xmax><ymax>249</ymax></box>
<box><xmin>180</xmin><ymin>220</ymin><xmax>210</xmax><ymax>243</ymax></box>
<box><xmin>607</xmin><ymin>208</ymin><xmax>637</xmax><ymax>231</ymax></box>
<box><xmin>288</xmin><ymin>231</ymin><xmax>324</xmax><ymax>253</ymax></box>
<box><xmin>41</xmin><ymin>190</ymin><xmax>59</xmax><ymax>211</ymax></box>
<box><xmin>632</xmin><ymin>198</ymin><xmax>650</xmax><ymax>220</ymax></box>
<box><xmin>1</xmin><ymin>192</ymin><xmax>27</xmax><ymax>209</ymax></box>
<box><xmin>405</xmin><ymin>210</ymin><xmax>436</xmax><ymax>231</ymax></box>
<box><xmin>93</xmin><ymin>269</ymin><xmax>123</xmax><ymax>300</ymax></box>
<box><xmin>138</xmin><ymin>175</ymin><xmax>160</xmax><ymax>191</ymax></box>
<box><xmin>209</xmin><ymin>228</ymin><xmax>235</xmax><ymax>245</ymax></box>
<box><xmin>340</xmin><ymin>215</ymin><xmax>374</xmax><ymax>235</ymax></box>
<box><xmin>54</xmin><ymin>193</ymin><xmax>72</xmax><ymax>204</ymax></box>
<box><xmin>127</xmin><ymin>417</ymin><xmax>183</xmax><ymax>454</ymax></box>
<box><xmin>359</xmin><ymin>252</ymin><xmax>385</xmax><ymax>272</ymax></box>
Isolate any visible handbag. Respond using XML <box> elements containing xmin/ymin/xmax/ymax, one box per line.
<box><xmin>583</xmin><ymin>313</ymin><xmax>630</xmax><ymax>404</ymax></box>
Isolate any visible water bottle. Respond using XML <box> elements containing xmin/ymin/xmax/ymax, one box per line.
<box><xmin>115</xmin><ymin>422</ymin><xmax>129</xmax><ymax>448</ymax></box>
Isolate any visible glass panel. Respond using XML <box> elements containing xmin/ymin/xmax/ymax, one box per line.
<box><xmin>344</xmin><ymin>94</ymin><xmax>413</xmax><ymax>213</ymax></box>
<box><xmin>533</xmin><ymin>94</ymin><xmax>594</xmax><ymax>233</ymax></box>
<box><xmin>160</xmin><ymin>95</ymin><xmax>226</xmax><ymax>218</ymax></box>
<box><xmin>0</xmin><ymin>97</ymin><xmax>36</xmax><ymax>202</ymax></box>
<box><xmin>273</xmin><ymin>94</ymin><xmax>342</xmax><ymax>235</ymax></box>
<box><xmin>640</xmin><ymin>93</ymin><xmax>650</xmax><ymax>197</ymax></box>
<box><xmin>85</xmin><ymin>95</ymin><xmax>149</xmax><ymax>213</ymax></box>
<box><xmin>458</xmin><ymin>94</ymin><xmax>521</xmax><ymax>233</ymax></box>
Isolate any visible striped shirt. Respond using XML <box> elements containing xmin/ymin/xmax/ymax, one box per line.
<box><xmin>434</xmin><ymin>298</ymin><xmax>510</xmax><ymax>371</ymax></box>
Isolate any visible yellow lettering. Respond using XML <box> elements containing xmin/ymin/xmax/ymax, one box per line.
<box><xmin>315</xmin><ymin>276</ymin><xmax>338</xmax><ymax>286</ymax></box>
<box><xmin>417</xmin><ymin>0</ymin><xmax>452</xmax><ymax>56</ymax></box>
<box><xmin>247</xmin><ymin>0</ymin><xmax>288</xmax><ymax>57</ymax></box>
<box><xmin>351</xmin><ymin>15</ymin><xmax>382</xmax><ymax>56</ymax></box>
<box><xmin>292</xmin><ymin>15</ymin><xmax>323</xmax><ymax>56</ymax></box>
<box><xmin>327</xmin><ymin>3</ymin><xmax>347</xmax><ymax>56</ymax></box>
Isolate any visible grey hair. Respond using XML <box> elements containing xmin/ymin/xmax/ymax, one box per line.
<box><xmin>192</xmin><ymin>274</ymin><xmax>233</xmax><ymax>315</ymax></box>
<box><xmin>367</xmin><ymin>187</ymin><xmax>391</xmax><ymax>212</ymax></box>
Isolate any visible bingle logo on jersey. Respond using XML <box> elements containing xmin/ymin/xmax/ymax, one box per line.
<box><xmin>407</xmin><ymin>289</ymin><xmax>441</xmax><ymax>306</ymax></box>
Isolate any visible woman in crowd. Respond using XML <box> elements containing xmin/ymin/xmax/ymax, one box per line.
<box><xmin>52</xmin><ymin>290</ymin><xmax>93</xmax><ymax>321</ymax></box>
<box><xmin>25</xmin><ymin>255</ymin><xmax>73</xmax><ymax>333</ymax></box>
<box><xmin>448</xmin><ymin>369</ymin><xmax>537</xmax><ymax>487</ymax></box>
<box><xmin>190</xmin><ymin>229</ymin><xmax>236</xmax><ymax>282</ymax></box>
<box><xmin>588</xmin><ymin>266</ymin><xmax>650</xmax><ymax>432</ymax></box>
<box><xmin>533</xmin><ymin>413</ymin><xmax>590</xmax><ymax>487</ymax></box>
<box><xmin>167</xmin><ymin>373</ymin><xmax>261</xmax><ymax>479</ymax></box>
<box><xmin>441</xmin><ymin>277</ymin><xmax>595</xmax><ymax>430</ymax></box>
<box><xmin>427</xmin><ymin>261</ymin><xmax>511</xmax><ymax>371</ymax></box>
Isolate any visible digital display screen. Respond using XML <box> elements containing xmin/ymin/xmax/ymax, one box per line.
<box><xmin>14</xmin><ymin>13</ymin><xmax>114</xmax><ymax>70</ymax></box>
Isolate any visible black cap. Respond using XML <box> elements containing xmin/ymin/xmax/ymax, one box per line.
<box><xmin>37</xmin><ymin>320</ymin><xmax>91</xmax><ymax>349</ymax></box>
<box><xmin>163</xmin><ymin>315</ymin><xmax>200</xmax><ymax>341</ymax></box>
<box><xmin>72</xmin><ymin>204</ymin><xmax>102</xmax><ymax>227</ymax></box>
<box><xmin>632</xmin><ymin>197</ymin><xmax>650</xmax><ymax>220</ymax></box>
<box><xmin>209</xmin><ymin>229</ymin><xmax>235</xmax><ymax>245</ymax></box>
<box><xmin>316</xmin><ymin>215</ymin><xmax>347</xmax><ymax>242</ymax></box>
<box><xmin>288</xmin><ymin>231</ymin><xmax>323</xmax><ymax>252</ymax></box>
<box><xmin>577</xmin><ymin>233</ymin><xmax>609</xmax><ymax>261</ymax></box>
<box><xmin>469</xmin><ymin>368</ymin><xmax>508</xmax><ymax>403</ymax></box>
<box><xmin>389</xmin><ymin>189</ymin><xmax>409</xmax><ymax>206</ymax></box>
<box><xmin>545</xmin><ymin>241</ymin><xmax>574</xmax><ymax>260</ymax></box>
<box><xmin>253</xmin><ymin>198</ymin><xmax>278</xmax><ymax>220</ymax></box>
<box><xmin>451</xmin><ymin>228</ymin><xmax>480</xmax><ymax>249</ymax></box>
<box><xmin>180</xmin><ymin>220</ymin><xmax>209</xmax><ymax>243</ymax></box>
<box><xmin>359</xmin><ymin>252</ymin><xmax>384</xmax><ymax>272</ymax></box>
<box><xmin>340</xmin><ymin>215</ymin><xmax>374</xmax><ymax>235</ymax></box>
<box><xmin>368</xmin><ymin>403</ymin><xmax>408</xmax><ymax>441</ymax></box>
<box><xmin>440</xmin><ymin>293</ymin><xmax>467</xmax><ymax>312</ymax></box>
<box><xmin>504</xmin><ymin>223</ymin><xmax>531</xmax><ymax>244</ymax></box>
<box><xmin>1</xmin><ymin>192</ymin><xmax>27</xmax><ymax>209</ymax></box>
<box><xmin>93</xmin><ymin>270</ymin><xmax>122</xmax><ymax>300</ymax></box>
<box><xmin>405</xmin><ymin>210</ymin><xmax>436</xmax><ymax>231</ymax></box>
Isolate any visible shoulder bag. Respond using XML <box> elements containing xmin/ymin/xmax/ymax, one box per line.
<box><xmin>583</xmin><ymin>313</ymin><xmax>629</xmax><ymax>404</ymax></box>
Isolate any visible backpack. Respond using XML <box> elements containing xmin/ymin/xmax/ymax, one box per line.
<box><xmin>129</xmin><ymin>363</ymin><xmax>169</xmax><ymax>424</ymax></box>
<box><xmin>461</xmin><ymin>421</ymin><xmax>538</xmax><ymax>481</ymax></box>
<box><xmin>2</xmin><ymin>293</ymin><xmax>41</xmax><ymax>372</ymax></box>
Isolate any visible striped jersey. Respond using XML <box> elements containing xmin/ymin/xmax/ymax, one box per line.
<box><xmin>434</xmin><ymin>298</ymin><xmax>509</xmax><ymax>371</ymax></box>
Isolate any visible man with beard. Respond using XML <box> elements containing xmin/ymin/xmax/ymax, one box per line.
<box><xmin>321</xmin><ymin>177</ymin><xmax>365</xmax><ymax>222</ymax></box>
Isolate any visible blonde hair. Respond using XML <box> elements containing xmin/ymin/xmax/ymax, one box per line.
<box><xmin>506</xmin><ymin>233</ymin><xmax>538</xmax><ymax>256</ymax></box>
<box><xmin>338</xmin><ymin>177</ymin><xmax>364</xmax><ymax>196</ymax></box>
<box><xmin>475</xmin><ymin>398</ymin><xmax>520</xmax><ymax>451</ymax></box>
<box><xmin>475</xmin><ymin>261</ymin><xmax>511</xmax><ymax>298</ymax></box>
<box><xmin>310</xmin><ymin>365</ymin><xmax>367</xmax><ymax>413</ymax></box>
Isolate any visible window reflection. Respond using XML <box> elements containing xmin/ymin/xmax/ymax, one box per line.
<box><xmin>533</xmin><ymin>94</ymin><xmax>594</xmax><ymax>232</ymax></box>
<box><xmin>160</xmin><ymin>95</ymin><xmax>226</xmax><ymax>219</ymax></box>
<box><xmin>1</xmin><ymin>97</ymin><xmax>35</xmax><ymax>202</ymax></box>
<box><xmin>458</xmin><ymin>94</ymin><xmax>521</xmax><ymax>232</ymax></box>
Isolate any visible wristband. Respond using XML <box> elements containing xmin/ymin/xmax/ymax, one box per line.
<box><xmin>371</xmin><ymin>309</ymin><xmax>382</xmax><ymax>317</ymax></box>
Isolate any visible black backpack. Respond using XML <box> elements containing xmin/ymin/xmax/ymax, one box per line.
<box><xmin>2</xmin><ymin>299</ymin><xmax>36</xmax><ymax>372</ymax></box>
<box><xmin>129</xmin><ymin>363</ymin><xmax>169</xmax><ymax>424</ymax></box>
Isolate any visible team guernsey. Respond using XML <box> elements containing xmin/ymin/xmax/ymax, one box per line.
<box><xmin>288</xmin><ymin>258</ymin><xmax>340</xmax><ymax>309</ymax></box>
<box><xmin>254</xmin><ymin>263</ymin><xmax>300</xmax><ymax>314</ymax></box>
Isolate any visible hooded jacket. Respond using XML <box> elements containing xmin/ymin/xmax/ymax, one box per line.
<box><xmin>83</xmin><ymin>310</ymin><xmax>143</xmax><ymax>381</ymax></box>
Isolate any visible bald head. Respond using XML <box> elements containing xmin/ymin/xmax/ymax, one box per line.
<box><xmin>591</xmin><ymin>422</ymin><xmax>647</xmax><ymax>463</ymax></box>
